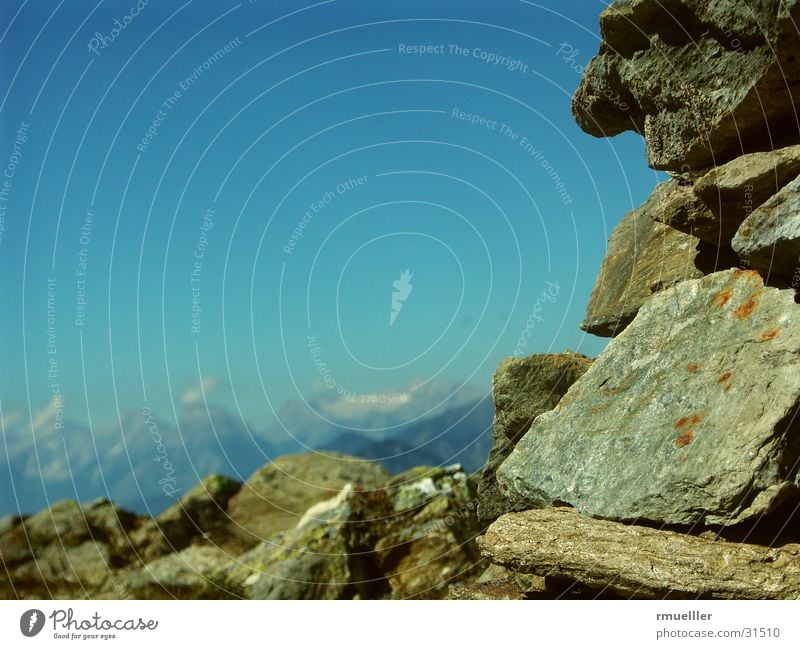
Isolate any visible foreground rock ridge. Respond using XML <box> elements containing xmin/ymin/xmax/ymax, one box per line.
<box><xmin>1</xmin><ymin>456</ymin><xmax>486</xmax><ymax>599</ymax></box>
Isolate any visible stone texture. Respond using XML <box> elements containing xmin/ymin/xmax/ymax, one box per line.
<box><xmin>233</xmin><ymin>497</ymin><xmax>356</xmax><ymax>600</ymax></box>
<box><xmin>100</xmin><ymin>546</ymin><xmax>234</xmax><ymax>599</ymax></box>
<box><xmin>582</xmin><ymin>187</ymin><xmax>719</xmax><ymax>336</ymax></box>
<box><xmin>477</xmin><ymin>352</ymin><xmax>593</xmax><ymax>522</ymax></box>
<box><xmin>0</xmin><ymin>515</ymin><xmax>22</xmax><ymax>536</ymax></box>
<box><xmin>375</xmin><ymin>465</ymin><xmax>485</xmax><ymax>598</ymax></box>
<box><xmin>479</xmin><ymin>508</ymin><xmax>800</xmax><ymax>599</ymax></box>
<box><xmin>2</xmin><ymin>458</ymin><xmax>483</xmax><ymax>599</ymax></box>
<box><xmin>574</xmin><ymin>0</ymin><xmax>800</xmax><ymax>171</ymax></box>
<box><xmin>498</xmin><ymin>269</ymin><xmax>800</xmax><ymax>526</ymax></box>
<box><xmin>446</xmin><ymin>563</ymin><xmax>546</xmax><ymax>600</ymax></box>
<box><xmin>130</xmin><ymin>474</ymin><xmax>241</xmax><ymax>561</ymax></box>
<box><xmin>733</xmin><ymin>172</ymin><xmax>800</xmax><ymax>279</ymax></box>
<box><xmin>226</xmin><ymin>452</ymin><xmax>389</xmax><ymax>547</ymax></box>
<box><xmin>641</xmin><ymin>178</ymin><xmax>718</xmax><ymax>243</ymax></box>
<box><xmin>691</xmin><ymin>145</ymin><xmax>800</xmax><ymax>243</ymax></box>
<box><xmin>219</xmin><ymin>464</ymin><xmax>486</xmax><ymax>599</ymax></box>
<box><xmin>12</xmin><ymin>541</ymin><xmax>115</xmax><ymax>588</ymax></box>
<box><xmin>19</xmin><ymin>500</ymin><xmax>95</xmax><ymax>547</ymax></box>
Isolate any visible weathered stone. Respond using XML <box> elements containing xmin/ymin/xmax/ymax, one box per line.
<box><xmin>477</xmin><ymin>352</ymin><xmax>593</xmax><ymax>522</ymax></box>
<box><xmin>223</xmin><ymin>465</ymin><xmax>486</xmax><ymax>599</ymax></box>
<box><xmin>223</xmin><ymin>485</ymin><xmax>362</xmax><ymax>600</ymax></box>
<box><xmin>689</xmin><ymin>145</ymin><xmax>800</xmax><ymax>243</ymax></box>
<box><xmin>582</xmin><ymin>188</ymin><xmax>715</xmax><ymax>336</ymax></box>
<box><xmin>498</xmin><ymin>269</ymin><xmax>800</xmax><ymax>526</ymax></box>
<box><xmin>105</xmin><ymin>546</ymin><xmax>234</xmax><ymax>599</ymax></box>
<box><xmin>20</xmin><ymin>500</ymin><xmax>92</xmax><ymax>547</ymax></box>
<box><xmin>226</xmin><ymin>452</ymin><xmax>389</xmax><ymax>546</ymax></box>
<box><xmin>375</xmin><ymin>465</ymin><xmax>485</xmax><ymax>599</ymax></box>
<box><xmin>131</xmin><ymin>474</ymin><xmax>241</xmax><ymax>561</ymax></box>
<box><xmin>574</xmin><ymin>0</ymin><xmax>800</xmax><ymax>171</ymax></box>
<box><xmin>733</xmin><ymin>173</ymin><xmax>800</xmax><ymax>280</ymax></box>
<box><xmin>0</xmin><ymin>514</ymin><xmax>22</xmax><ymax>536</ymax></box>
<box><xmin>82</xmin><ymin>499</ymin><xmax>137</xmax><ymax>550</ymax></box>
<box><xmin>0</xmin><ymin>531</ymin><xmax>33</xmax><ymax>569</ymax></box>
<box><xmin>13</xmin><ymin>499</ymin><xmax>136</xmax><ymax>553</ymax></box>
<box><xmin>12</xmin><ymin>541</ymin><xmax>115</xmax><ymax>587</ymax></box>
<box><xmin>642</xmin><ymin>178</ymin><xmax>718</xmax><ymax>243</ymax></box>
<box><xmin>446</xmin><ymin>563</ymin><xmax>546</xmax><ymax>600</ymax></box>
<box><xmin>479</xmin><ymin>508</ymin><xmax>800</xmax><ymax>599</ymax></box>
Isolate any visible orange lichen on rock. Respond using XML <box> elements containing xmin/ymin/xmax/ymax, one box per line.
<box><xmin>675</xmin><ymin>431</ymin><xmax>694</xmax><ymax>448</ymax></box>
<box><xmin>759</xmin><ymin>328</ymin><xmax>781</xmax><ymax>341</ymax></box>
<box><xmin>675</xmin><ymin>414</ymin><xmax>703</xmax><ymax>429</ymax></box>
<box><xmin>732</xmin><ymin>269</ymin><xmax>760</xmax><ymax>280</ymax></box>
<box><xmin>711</xmin><ymin>289</ymin><xmax>732</xmax><ymax>307</ymax></box>
<box><xmin>734</xmin><ymin>292</ymin><xmax>761</xmax><ymax>319</ymax></box>
<box><xmin>687</xmin><ymin>364</ymin><xmax>699</xmax><ymax>373</ymax></box>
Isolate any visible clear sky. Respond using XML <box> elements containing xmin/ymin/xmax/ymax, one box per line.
<box><xmin>0</xmin><ymin>0</ymin><xmax>665</xmax><ymax>438</ymax></box>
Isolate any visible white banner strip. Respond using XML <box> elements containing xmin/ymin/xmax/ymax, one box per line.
<box><xmin>1</xmin><ymin>600</ymin><xmax>797</xmax><ymax>648</ymax></box>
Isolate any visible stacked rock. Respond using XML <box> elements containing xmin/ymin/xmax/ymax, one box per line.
<box><xmin>472</xmin><ymin>0</ymin><xmax>800</xmax><ymax>600</ymax></box>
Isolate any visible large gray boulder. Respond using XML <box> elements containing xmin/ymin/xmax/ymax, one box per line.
<box><xmin>574</xmin><ymin>0</ymin><xmax>800</xmax><ymax>172</ymax></box>
<box><xmin>498</xmin><ymin>269</ymin><xmax>800</xmax><ymax>526</ymax></box>
<box><xmin>477</xmin><ymin>352</ymin><xmax>593</xmax><ymax>522</ymax></box>
<box><xmin>733</xmin><ymin>172</ymin><xmax>800</xmax><ymax>280</ymax></box>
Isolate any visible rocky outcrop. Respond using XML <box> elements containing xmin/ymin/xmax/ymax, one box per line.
<box><xmin>221</xmin><ymin>484</ymin><xmax>360</xmax><ymax>600</ymax></box>
<box><xmin>131</xmin><ymin>474</ymin><xmax>241</xmax><ymax>561</ymax></box>
<box><xmin>499</xmin><ymin>269</ymin><xmax>800</xmax><ymax>526</ymax></box>
<box><xmin>99</xmin><ymin>546</ymin><xmax>234</xmax><ymax>599</ymax></box>
<box><xmin>374</xmin><ymin>466</ymin><xmax>485</xmax><ymax>598</ymax></box>
<box><xmin>226</xmin><ymin>452</ymin><xmax>389</xmax><ymax>547</ymax></box>
<box><xmin>646</xmin><ymin>146</ymin><xmax>800</xmax><ymax>246</ymax></box>
<box><xmin>472</xmin><ymin>0</ymin><xmax>800</xmax><ymax>601</ymax></box>
<box><xmin>0</xmin><ymin>499</ymin><xmax>139</xmax><ymax>598</ymax></box>
<box><xmin>221</xmin><ymin>464</ymin><xmax>486</xmax><ymax>600</ymax></box>
<box><xmin>477</xmin><ymin>352</ymin><xmax>593</xmax><ymax>521</ymax></box>
<box><xmin>447</xmin><ymin>563</ymin><xmax>546</xmax><ymax>600</ymax></box>
<box><xmin>574</xmin><ymin>0</ymin><xmax>800</xmax><ymax>172</ymax></box>
<box><xmin>479</xmin><ymin>508</ymin><xmax>800</xmax><ymax>599</ymax></box>
<box><xmin>0</xmin><ymin>455</ymin><xmax>486</xmax><ymax>599</ymax></box>
<box><xmin>11</xmin><ymin>541</ymin><xmax>115</xmax><ymax>590</ymax></box>
<box><xmin>581</xmin><ymin>189</ymin><xmax>714</xmax><ymax>336</ymax></box>
<box><xmin>691</xmin><ymin>145</ymin><xmax>800</xmax><ymax>243</ymax></box>
<box><xmin>733</xmin><ymin>173</ymin><xmax>800</xmax><ymax>280</ymax></box>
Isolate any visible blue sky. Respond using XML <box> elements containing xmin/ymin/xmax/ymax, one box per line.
<box><xmin>0</xmin><ymin>0</ymin><xmax>664</xmax><ymax>439</ymax></box>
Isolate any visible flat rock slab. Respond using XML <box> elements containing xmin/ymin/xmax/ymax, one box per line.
<box><xmin>582</xmin><ymin>188</ymin><xmax>708</xmax><ymax>337</ymax></box>
<box><xmin>733</xmin><ymin>173</ymin><xmax>800</xmax><ymax>280</ymax></box>
<box><xmin>498</xmin><ymin>269</ymin><xmax>800</xmax><ymax>526</ymax></box>
<box><xmin>478</xmin><ymin>508</ymin><xmax>800</xmax><ymax>599</ymax></box>
<box><xmin>477</xmin><ymin>352</ymin><xmax>593</xmax><ymax>522</ymax></box>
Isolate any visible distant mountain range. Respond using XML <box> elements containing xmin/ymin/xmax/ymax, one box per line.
<box><xmin>324</xmin><ymin>395</ymin><xmax>494</xmax><ymax>474</ymax></box>
<box><xmin>1</xmin><ymin>388</ymin><xmax>494</xmax><ymax>517</ymax></box>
